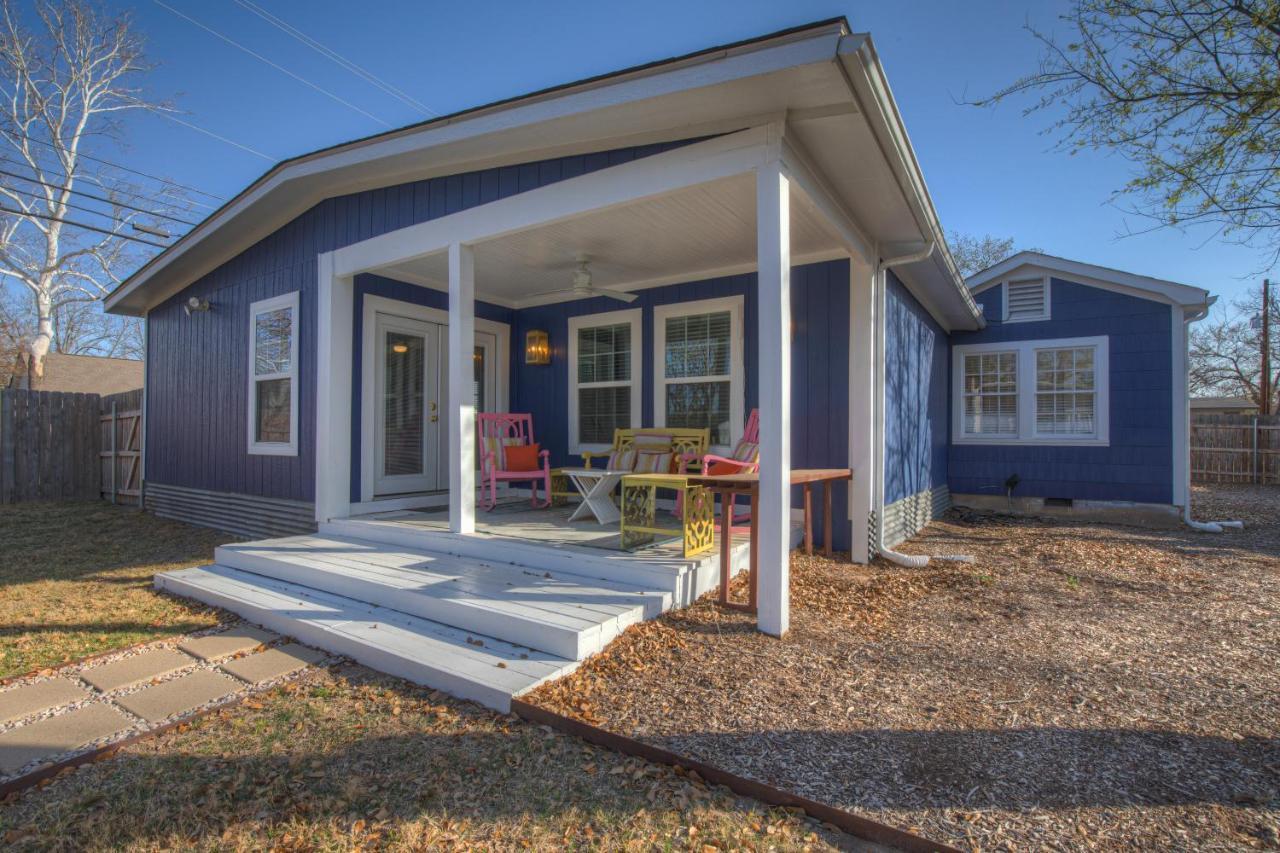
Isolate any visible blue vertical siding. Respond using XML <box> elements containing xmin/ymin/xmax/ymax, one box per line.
<box><xmin>948</xmin><ymin>278</ymin><xmax>1173</xmax><ymax>504</ymax></box>
<box><xmin>510</xmin><ymin>258</ymin><xmax>852</xmax><ymax>550</ymax></box>
<box><xmin>145</xmin><ymin>139</ymin><xmax>700</xmax><ymax>501</ymax></box>
<box><xmin>883</xmin><ymin>271</ymin><xmax>949</xmax><ymax>505</ymax></box>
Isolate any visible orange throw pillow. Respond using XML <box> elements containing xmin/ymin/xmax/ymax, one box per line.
<box><xmin>706</xmin><ymin>461</ymin><xmax>739</xmax><ymax>476</ymax></box>
<box><xmin>504</xmin><ymin>443</ymin><xmax>541</xmax><ymax>472</ymax></box>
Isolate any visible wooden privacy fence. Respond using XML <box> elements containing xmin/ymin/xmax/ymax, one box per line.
<box><xmin>0</xmin><ymin>388</ymin><xmax>141</xmax><ymax>504</ymax></box>
<box><xmin>1191</xmin><ymin>414</ymin><xmax>1280</xmax><ymax>484</ymax></box>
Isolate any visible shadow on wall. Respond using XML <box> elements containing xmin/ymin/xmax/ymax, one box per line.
<box><xmin>883</xmin><ymin>278</ymin><xmax>943</xmax><ymax>506</ymax></box>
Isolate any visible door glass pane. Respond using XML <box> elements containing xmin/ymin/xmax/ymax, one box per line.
<box><xmin>474</xmin><ymin>346</ymin><xmax>485</xmax><ymax>411</ymax></box>
<box><xmin>384</xmin><ymin>332</ymin><xmax>424</xmax><ymax>476</ymax></box>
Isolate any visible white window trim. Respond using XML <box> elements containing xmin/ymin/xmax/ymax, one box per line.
<box><xmin>568</xmin><ymin>307</ymin><xmax>643</xmax><ymax>455</ymax></box>
<box><xmin>248</xmin><ymin>290</ymin><xmax>300</xmax><ymax>456</ymax></box>
<box><xmin>952</xmin><ymin>335</ymin><xmax>1109</xmax><ymax>446</ymax></box>
<box><xmin>1003</xmin><ymin>276</ymin><xmax>1051</xmax><ymax>323</ymax></box>
<box><xmin>652</xmin><ymin>295</ymin><xmax>745</xmax><ymax>453</ymax></box>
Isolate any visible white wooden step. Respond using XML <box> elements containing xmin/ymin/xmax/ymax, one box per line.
<box><xmin>156</xmin><ymin>565</ymin><xmax>579</xmax><ymax>713</ymax></box>
<box><xmin>214</xmin><ymin>535</ymin><xmax>668</xmax><ymax>660</ymax></box>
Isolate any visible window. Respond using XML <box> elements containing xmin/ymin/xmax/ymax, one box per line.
<box><xmin>248</xmin><ymin>291</ymin><xmax>298</xmax><ymax>455</ymax></box>
<box><xmin>1004</xmin><ymin>277</ymin><xmax>1049</xmax><ymax>323</ymax></box>
<box><xmin>952</xmin><ymin>336</ymin><xmax>1108</xmax><ymax>445</ymax></box>
<box><xmin>654</xmin><ymin>297</ymin><xmax>744</xmax><ymax>449</ymax></box>
<box><xmin>961</xmin><ymin>351</ymin><xmax>1017</xmax><ymax>436</ymax></box>
<box><xmin>568</xmin><ymin>309</ymin><xmax>642</xmax><ymax>452</ymax></box>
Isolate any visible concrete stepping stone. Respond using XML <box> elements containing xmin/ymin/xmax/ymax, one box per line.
<box><xmin>80</xmin><ymin>649</ymin><xmax>194</xmax><ymax>693</ymax></box>
<box><xmin>0</xmin><ymin>704</ymin><xmax>132</xmax><ymax>775</ymax></box>
<box><xmin>178</xmin><ymin>625</ymin><xmax>277</xmax><ymax>662</ymax></box>
<box><xmin>0</xmin><ymin>679</ymin><xmax>90</xmax><ymax>725</ymax></box>
<box><xmin>115</xmin><ymin>670</ymin><xmax>241</xmax><ymax>723</ymax></box>
<box><xmin>220</xmin><ymin>644</ymin><xmax>324</xmax><ymax>685</ymax></box>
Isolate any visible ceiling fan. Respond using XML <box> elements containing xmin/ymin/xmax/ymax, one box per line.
<box><xmin>531</xmin><ymin>254</ymin><xmax>637</xmax><ymax>304</ymax></box>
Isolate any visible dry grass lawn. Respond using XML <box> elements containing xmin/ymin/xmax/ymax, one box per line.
<box><xmin>0</xmin><ymin>502</ymin><xmax>226</xmax><ymax>679</ymax></box>
<box><xmin>529</xmin><ymin>485</ymin><xmax>1280</xmax><ymax>850</ymax></box>
<box><xmin>0</xmin><ymin>664</ymin><xmax>851</xmax><ymax>851</ymax></box>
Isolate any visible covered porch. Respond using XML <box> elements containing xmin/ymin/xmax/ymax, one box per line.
<box><xmin>315</xmin><ymin>125</ymin><xmax>884</xmax><ymax>635</ymax></box>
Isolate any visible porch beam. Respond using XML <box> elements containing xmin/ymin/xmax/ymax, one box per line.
<box><xmin>780</xmin><ymin>135</ymin><xmax>874</xmax><ymax>266</ymax></box>
<box><xmin>332</xmin><ymin>127</ymin><xmax>773</xmax><ymax>278</ymax></box>
<box><xmin>315</xmin><ymin>251</ymin><xmax>354</xmax><ymax>523</ymax></box>
<box><xmin>448</xmin><ymin>242</ymin><xmax>476</xmax><ymax>535</ymax></box>
<box><xmin>755</xmin><ymin>156</ymin><xmax>792</xmax><ymax>638</ymax></box>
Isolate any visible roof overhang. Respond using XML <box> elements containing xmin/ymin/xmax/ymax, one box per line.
<box><xmin>967</xmin><ymin>252</ymin><xmax>1213</xmax><ymax>318</ymax></box>
<box><xmin>107</xmin><ymin>18</ymin><xmax>982</xmax><ymax>330</ymax></box>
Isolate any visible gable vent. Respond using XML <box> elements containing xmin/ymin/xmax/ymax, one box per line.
<box><xmin>1005</xmin><ymin>278</ymin><xmax>1048</xmax><ymax>322</ymax></box>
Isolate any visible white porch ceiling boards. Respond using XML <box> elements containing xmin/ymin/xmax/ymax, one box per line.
<box><xmin>378</xmin><ymin>173</ymin><xmax>846</xmax><ymax>308</ymax></box>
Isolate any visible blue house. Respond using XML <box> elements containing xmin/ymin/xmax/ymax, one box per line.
<box><xmin>104</xmin><ymin>20</ymin><xmax>1211</xmax><ymax>710</ymax></box>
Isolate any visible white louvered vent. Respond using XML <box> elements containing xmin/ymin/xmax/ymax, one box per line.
<box><xmin>1005</xmin><ymin>278</ymin><xmax>1048</xmax><ymax>322</ymax></box>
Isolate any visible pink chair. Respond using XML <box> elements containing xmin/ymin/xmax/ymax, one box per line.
<box><xmin>478</xmin><ymin>413</ymin><xmax>552</xmax><ymax>511</ymax></box>
<box><xmin>688</xmin><ymin>409</ymin><xmax>760</xmax><ymax>524</ymax></box>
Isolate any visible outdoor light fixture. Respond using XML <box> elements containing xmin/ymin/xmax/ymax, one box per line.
<box><xmin>183</xmin><ymin>296</ymin><xmax>211</xmax><ymax>316</ymax></box>
<box><xmin>391</xmin><ymin>343</ymin><xmax>409</xmax><ymax>354</ymax></box>
<box><xmin>525</xmin><ymin>329</ymin><xmax>550</xmax><ymax>365</ymax></box>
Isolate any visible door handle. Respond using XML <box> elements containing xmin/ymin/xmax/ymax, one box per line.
<box><xmin>430</xmin><ymin>415</ymin><xmax>439</xmax><ymax>423</ymax></box>
<box><xmin>429</xmin><ymin>401</ymin><xmax>437</xmax><ymax>412</ymax></box>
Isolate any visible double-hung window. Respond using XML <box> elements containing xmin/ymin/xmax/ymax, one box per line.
<box><xmin>953</xmin><ymin>335</ymin><xmax>1108</xmax><ymax>445</ymax></box>
<box><xmin>654</xmin><ymin>296</ymin><xmax>744</xmax><ymax>449</ymax></box>
<box><xmin>248</xmin><ymin>291</ymin><xmax>299</xmax><ymax>455</ymax></box>
<box><xmin>568</xmin><ymin>308</ymin><xmax>642</xmax><ymax>452</ymax></box>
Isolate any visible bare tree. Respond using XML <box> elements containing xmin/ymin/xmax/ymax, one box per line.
<box><xmin>976</xmin><ymin>1</ymin><xmax>1280</xmax><ymax>264</ymax></box>
<box><xmin>948</xmin><ymin>231</ymin><xmax>1041</xmax><ymax>278</ymax></box>
<box><xmin>1189</xmin><ymin>282</ymin><xmax>1280</xmax><ymax>408</ymax></box>
<box><xmin>0</xmin><ymin>0</ymin><xmax>175</xmax><ymax>377</ymax></box>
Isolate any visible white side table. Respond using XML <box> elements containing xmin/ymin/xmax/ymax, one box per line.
<box><xmin>561</xmin><ymin>468</ymin><xmax>628</xmax><ymax>524</ymax></box>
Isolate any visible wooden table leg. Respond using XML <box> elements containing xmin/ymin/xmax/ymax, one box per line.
<box><xmin>823</xmin><ymin>481</ymin><xmax>833</xmax><ymax>559</ymax></box>
<box><xmin>803</xmin><ymin>483</ymin><xmax>813</xmax><ymax>555</ymax></box>
<box><xmin>748</xmin><ymin>491</ymin><xmax>759</xmax><ymax>613</ymax></box>
<box><xmin>718</xmin><ymin>488</ymin><xmax>732</xmax><ymax>608</ymax></box>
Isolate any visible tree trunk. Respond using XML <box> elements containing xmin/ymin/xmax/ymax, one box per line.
<box><xmin>27</xmin><ymin>289</ymin><xmax>54</xmax><ymax>378</ymax></box>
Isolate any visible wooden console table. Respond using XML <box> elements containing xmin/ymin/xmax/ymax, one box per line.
<box><xmin>688</xmin><ymin>468</ymin><xmax>853</xmax><ymax>613</ymax></box>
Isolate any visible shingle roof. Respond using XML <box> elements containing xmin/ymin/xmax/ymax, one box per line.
<box><xmin>8</xmin><ymin>352</ymin><xmax>143</xmax><ymax>395</ymax></box>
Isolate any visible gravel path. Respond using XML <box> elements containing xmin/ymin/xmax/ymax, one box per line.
<box><xmin>528</xmin><ymin>485</ymin><xmax>1280</xmax><ymax>850</ymax></box>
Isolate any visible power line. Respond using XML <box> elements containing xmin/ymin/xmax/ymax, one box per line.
<box><xmin>0</xmin><ymin>152</ymin><xmax>209</xmax><ymax>218</ymax></box>
<box><xmin>0</xmin><ymin>204</ymin><xmax>170</xmax><ymax>247</ymax></box>
<box><xmin>150</xmin><ymin>111</ymin><xmax>276</xmax><ymax>162</ymax></box>
<box><xmin>232</xmin><ymin>0</ymin><xmax>438</xmax><ymax>117</ymax></box>
<box><xmin>153</xmin><ymin>0</ymin><xmax>393</xmax><ymax>128</ymax></box>
<box><xmin>0</xmin><ymin>182</ymin><xmax>161</xmax><ymax>231</ymax></box>
<box><xmin>1</xmin><ymin>129</ymin><xmax>224</xmax><ymax>201</ymax></box>
<box><xmin>0</xmin><ymin>165</ymin><xmax>199</xmax><ymax>226</ymax></box>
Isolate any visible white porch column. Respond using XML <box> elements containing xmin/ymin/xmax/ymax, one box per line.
<box><xmin>448</xmin><ymin>242</ymin><xmax>476</xmax><ymax>534</ymax></box>
<box><xmin>315</xmin><ymin>251</ymin><xmax>353</xmax><ymax>523</ymax></box>
<box><xmin>756</xmin><ymin>159</ymin><xmax>792</xmax><ymax>637</ymax></box>
<box><xmin>847</xmin><ymin>256</ymin><xmax>876</xmax><ymax>563</ymax></box>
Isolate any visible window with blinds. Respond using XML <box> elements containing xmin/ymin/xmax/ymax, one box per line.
<box><xmin>962</xmin><ymin>351</ymin><xmax>1018</xmax><ymax>436</ymax></box>
<box><xmin>1035</xmin><ymin>347</ymin><xmax>1097</xmax><ymax>436</ymax></box>
<box><xmin>661</xmin><ymin>310</ymin><xmax>733</xmax><ymax>445</ymax></box>
<box><xmin>576</xmin><ymin>322</ymin><xmax>633</xmax><ymax>445</ymax></box>
<box><xmin>1005</xmin><ymin>277</ymin><xmax>1049</xmax><ymax>322</ymax></box>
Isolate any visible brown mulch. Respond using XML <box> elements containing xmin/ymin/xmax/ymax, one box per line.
<box><xmin>526</xmin><ymin>484</ymin><xmax>1280</xmax><ymax>850</ymax></box>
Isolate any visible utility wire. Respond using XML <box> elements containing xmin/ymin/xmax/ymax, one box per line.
<box><xmin>232</xmin><ymin>0</ymin><xmax>438</xmax><ymax>116</ymax></box>
<box><xmin>0</xmin><ymin>182</ymin><xmax>167</xmax><ymax>231</ymax></box>
<box><xmin>1</xmin><ymin>129</ymin><xmax>224</xmax><ymax>201</ymax></box>
<box><xmin>150</xmin><ymin>111</ymin><xmax>276</xmax><ymax>162</ymax></box>
<box><xmin>0</xmin><ymin>204</ymin><xmax>170</xmax><ymax>247</ymax></box>
<box><xmin>0</xmin><ymin>152</ymin><xmax>209</xmax><ymax>218</ymax></box>
<box><xmin>0</xmin><ymin>165</ymin><xmax>199</xmax><ymax>226</ymax></box>
<box><xmin>153</xmin><ymin>0</ymin><xmax>393</xmax><ymax>128</ymax></box>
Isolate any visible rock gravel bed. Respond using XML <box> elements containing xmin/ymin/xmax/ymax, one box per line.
<box><xmin>528</xmin><ymin>484</ymin><xmax>1280</xmax><ymax>850</ymax></box>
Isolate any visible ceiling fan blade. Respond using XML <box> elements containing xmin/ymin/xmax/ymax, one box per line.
<box><xmin>595</xmin><ymin>288</ymin><xmax>637</xmax><ymax>303</ymax></box>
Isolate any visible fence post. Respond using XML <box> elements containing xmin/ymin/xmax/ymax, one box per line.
<box><xmin>110</xmin><ymin>400</ymin><xmax>118</xmax><ymax>505</ymax></box>
<box><xmin>1253</xmin><ymin>416</ymin><xmax>1260</xmax><ymax>485</ymax></box>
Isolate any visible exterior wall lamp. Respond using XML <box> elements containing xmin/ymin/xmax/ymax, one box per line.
<box><xmin>525</xmin><ymin>329</ymin><xmax>550</xmax><ymax>365</ymax></box>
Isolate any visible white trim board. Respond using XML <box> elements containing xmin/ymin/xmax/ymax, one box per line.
<box><xmin>968</xmin><ymin>252</ymin><xmax>1210</xmax><ymax>309</ymax></box>
<box><xmin>567</xmin><ymin>307</ymin><xmax>644</xmax><ymax>455</ymax></box>
<box><xmin>652</xmin><ymin>295</ymin><xmax>745</xmax><ymax>453</ymax></box>
<box><xmin>951</xmin><ymin>335</ymin><xmax>1110</xmax><ymax>447</ymax></box>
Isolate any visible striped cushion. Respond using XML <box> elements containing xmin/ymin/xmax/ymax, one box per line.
<box><xmin>633</xmin><ymin>450</ymin><xmax>673</xmax><ymax>474</ymax></box>
<box><xmin>632</xmin><ymin>433</ymin><xmax>672</xmax><ymax>453</ymax></box>
<box><xmin>731</xmin><ymin>440</ymin><xmax>759</xmax><ymax>463</ymax></box>
<box><xmin>606</xmin><ymin>448</ymin><xmax>637</xmax><ymax>472</ymax></box>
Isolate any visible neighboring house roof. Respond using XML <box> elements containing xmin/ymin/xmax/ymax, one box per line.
<box><xmin>1190</xmin><ymin>396</ymin><xmax>1257</xmax><ymax>411</ymax></box>
<box><xmin>7</xmin><ymin>352</ymin><xmax>143</xmax><ymax>395</ymax></box>
<box><xmin>105</xmin><ymin>18</ymin><xmax>983</xmax><ymax>331</ymax></box>
<box><xmin>965</xmin><ymin>251</ymin><xmax>1214</xmax><ymax>316</ymax></box>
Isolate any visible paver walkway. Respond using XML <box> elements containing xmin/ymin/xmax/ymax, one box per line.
<box><xmin>0</xmin><ymin>622</ymin><xmax>330</xmax><ymax>784</ymax></box>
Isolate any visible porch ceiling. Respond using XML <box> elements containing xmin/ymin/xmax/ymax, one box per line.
<box><xmin>376</xmin><ymin>173</ymin><xmax>845</xmax><ymax>308</ymax></box>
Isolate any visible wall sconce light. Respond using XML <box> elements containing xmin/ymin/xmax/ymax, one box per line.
<box><xmin>525</xmin><ymin>329</ymin><xmax>550</xmax><ymax>365</ymax></box>
<box><xmin>183</xmin><ymin>296</ymin><xmax>211</xmax><ymax>317</ymax></box>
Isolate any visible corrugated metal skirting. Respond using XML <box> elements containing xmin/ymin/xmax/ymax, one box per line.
<box><xmin>145</xmin><ymin>482</ymin><xmax>316</xmax><ymax>540</ymax></box>
<box><xmin>882</xmin><ymin>485</ymin><xmax>951</xmax><ymax>550</ymax></box>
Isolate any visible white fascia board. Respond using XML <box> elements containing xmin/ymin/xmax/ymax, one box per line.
<box><xmin>968</xmin><ymin>253</ymin><xmax>1211</xmax><ymax>308</ymax></box>
<box><xmin>332</xmin><ymin>127</ymin><xmax>773</xmax><ymax>278</ymax></box>
<box><xmin>105</xmin><ymin>28</ymin><xmax>846</xmax><ymax>317</ymax></box>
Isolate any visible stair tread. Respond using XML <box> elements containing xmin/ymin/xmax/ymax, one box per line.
<box><xmin>162</xmin><ymin>565</ymin><xmax>575</xmax><ymax>693</ymax></box>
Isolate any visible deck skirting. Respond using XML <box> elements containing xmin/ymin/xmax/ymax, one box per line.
<box><xmin>881</xmin><ymin>484</ymin><xmax>951</xmax><ymax>550</ymax></box>
<box><xmin>145</xmin><ymin>482</ymin><xmax>317</xmax><ymax>539</ymax></box>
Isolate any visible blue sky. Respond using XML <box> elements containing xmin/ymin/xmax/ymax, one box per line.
<box><xmin>94</xmin><ymin>0</ymin><xmax>1272</xmax><ymax>309</ymax></box>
